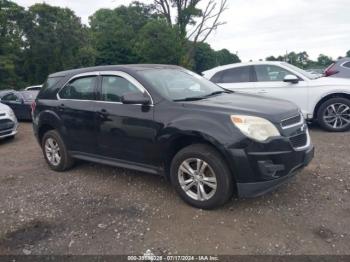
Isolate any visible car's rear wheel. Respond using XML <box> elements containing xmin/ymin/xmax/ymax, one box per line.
<box><xmin>317</xmin><ymin>98</ymin><xmax>350</xmax><ymax>132</ymax></box>
<box><xmin>170</xmin><ymin>144</ymin><xmax>233</xmax><ymax>209</ymax></box>
<box><xmin>42</xmin><ymin>130</ymin><xmax>74</xmax><ymax>171</ymax></box>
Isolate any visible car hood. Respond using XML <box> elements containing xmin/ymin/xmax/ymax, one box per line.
<box><xmin>309</xmin><ymin>76</ymin><xmax>350</xmax><ymax>87</ymax></box>
<box><xmin>0</xmin><ymin>102</ymin><xmax>11</xmax><ymax>112</ymax></box>
<box><xmin>182</xmin><ymin>92</ymin><xmax>300</xmax><ymax>123</ymax></box>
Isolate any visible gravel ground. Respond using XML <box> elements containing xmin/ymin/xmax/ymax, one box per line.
<box><xmin>0</xmin><ymin>123</ymin><xmax>349</xmax><ymax>255</ymax></box>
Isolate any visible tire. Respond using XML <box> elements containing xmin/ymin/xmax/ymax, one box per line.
<box><xmin>41</xmin><ymin>130</ymin><xmax>74</xmax><ymax>171</ymax></box>
<box><xmin>317</xmin><ymin>97</ymin><xmax>350</xmax><ymax>132</ymax></box>
<box><xmin>170</xmin><ymin>144</ymin><xmax>234</xmax><ymax>209</ymax></box>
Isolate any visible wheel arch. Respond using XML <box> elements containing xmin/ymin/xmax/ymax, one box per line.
<box><xmin>162</xmin><ymin>132</ymin><xmax>237</xmax><ymax>184</ymax></box>
<box><xmin>313</xmin><ymin>92</ymin><xmax>350</xmax><ymax>119</ymax></box>
<box><xmin>37</xmin><ymin>110</ymin><xmax>65</xmax><ymax>143</ymax></box>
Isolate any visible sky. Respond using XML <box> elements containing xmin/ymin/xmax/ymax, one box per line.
<box><xmin>13</xmin><ymin>0</ymin><xmax>350</xmax><ymax>62</ymax></box>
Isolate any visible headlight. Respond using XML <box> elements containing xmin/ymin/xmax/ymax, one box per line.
<box><xmin>7</xmin><ymin>109</ymin><xmax>17</xmax><ymax>120</ymax></box>
<box><xmin>231</xmin><ymin>115</ymin><xmax>280</xmax><ymax>142</ymax></box>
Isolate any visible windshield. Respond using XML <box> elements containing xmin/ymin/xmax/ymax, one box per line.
<box><xmin>282</xmin><ymin>62</ymin><xmax>320</xmax><ymax>79</ymax></box>
<box><xmin>138</xmin><ymin>69</ymin><xmax>226</xmax><ymax>101</ymax></box>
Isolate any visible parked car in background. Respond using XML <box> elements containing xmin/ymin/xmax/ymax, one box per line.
<box><xmin>24</xmin><ymin>85</ymin><xmax>42</xmax><ymax>91</ymax></box>
<box><xmin>33</xmin><ymin>65</ymin><xmax>314</xmax><ymax>209</ymax></box>
<box><xmin>0</xmin><ymin>89</ymin><xmax>15</xmax><ymax>99</ymax></box>
<box><xmin>0</xmin><ymin>102</ymin><xmax>18</xmax><ymax>139</ymax></box>
<box><xmin>306</xmin><ymin>68</ymin><xmax>324</xmax><ymax>77</ymax></box>
<box><xmin>203</xmin><ymin>61</ymin><xmax>350</xmax><ymax>132</ymax></box>
<box><xmin>324</xmin><ymin>57</ymin><xmax>350</xmax><ymax>78</ymax></box>
<box><xmin>0</xmin><ymin>91</ymin><xmax>39</xmax><ymax>120</ymax></box>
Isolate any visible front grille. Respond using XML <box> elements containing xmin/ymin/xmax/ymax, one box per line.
<box><xmin>0</xmin><ymin>119</ymin><xmax>15</xmax><ymax>131</ymax></box>
<box><xmin>0</xmin><ymin>113</ymin><xmax>5</xmax><ymax>117</ymax></box>
<box><xmin>290</xmin><ymin>133</ymin><xmax>307</xmax><ymax>148</ymax></box>
<box><xmin>281</xmin><ymin>114</ymin><xmax>302</xmax><ymax>128</ymax></box>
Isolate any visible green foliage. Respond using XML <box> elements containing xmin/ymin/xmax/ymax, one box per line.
<box><xmin>22</xmin><ymin>3</ymin><xmax>92</xmax><ymax>84</ymax></box>
<box><xmin>266</xmin><ymin>52</ymin><xmax>334</xmax><ymax>69</ymax></box>
<box><xmin>346</xmin><ymin>50</ymin><xmax>350</xmax><ymax>57</ymax></box>
<box><xmin>0</xmin><ymin>0</ymin><xmax>26</xmax><ymax>89</ymax></box>
<box><xmin>135</xmin><ymin>19</ymin><xmax>183</xmax><ymax>64</ymax></box>
<box><xmin>193</xmin><ymin>43</ymin><xmax>240</xmax><ymax>73</ymax></box>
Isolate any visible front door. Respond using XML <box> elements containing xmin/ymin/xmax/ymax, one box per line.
<box><xmin>94</xmin><ymin>72</ymin><xmax>157</xmax><ymax>166</ymax></box>
<box><xmin>252</xmin><ymin>64</ymin><xmax>309</xmax><ymax>114</ymax></box>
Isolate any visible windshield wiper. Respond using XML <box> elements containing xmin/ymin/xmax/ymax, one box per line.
<box><xmin>205</xmin><ymin>90</ymin><xmax>232</xmax><ymax>97</ymax></box>
<box><xmin>174</xmin><ymin>96</ymin><xmax>206</xmax><ymax>102</ymax></box>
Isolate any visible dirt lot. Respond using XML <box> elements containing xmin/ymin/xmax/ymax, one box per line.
<box><xmin>0</xmin><ymin>123</ymin><xmax>349</xmax><ymax>255</ymax></box>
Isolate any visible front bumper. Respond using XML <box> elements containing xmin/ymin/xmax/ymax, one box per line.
<box><xmin>0</xmin><ymin>118</ymin><xmax>18</xmax><ymax>139</ymax></box>
<box><xmin>236</xmin><ymin>146</ymin><xmax>314</xmax><ymax>198</ymax></box>
<box><xmin>226</xmin><ymin>130</ymin><xmax>314</xmax><ymax>198</ymax></box>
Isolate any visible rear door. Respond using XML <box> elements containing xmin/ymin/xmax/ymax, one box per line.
<box><xmin>211</xmin><ymin>66</ymin><xmax>258</xmax><ymax>94</ymax></box>
<box><xmin>94</xmin><ymin>71</ymin><xmax>157</xmax><ymax>166</ymax></box>
<box><xmin>252</xmin><ymin>64</ymin><xmax>309</xmax><ymax>112</ymax></box>
<box><xmin>56</xmin><ymin>73</ymin><xmax>99</xmax><ymax>154</ymax></box>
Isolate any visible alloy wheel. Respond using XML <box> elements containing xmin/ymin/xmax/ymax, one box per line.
<box><xmin>178</xmin><ymin>158</ymin><xmax>217</xmax><ymax>201</ymax></box>
<box><xmin>323</xmin><ymin>103</ymin><xmax>350</xmax><ymax>129</ymax></box>
<box><xmin>45</xmin><ymin>137</ymin><xmax>61</xmax><ymax>166</ymax></box>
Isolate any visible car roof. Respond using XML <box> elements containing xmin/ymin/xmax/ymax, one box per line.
<box><xmin>202</xmin><ymin>61</ymin><xmax>286</xmax><ymax>74</ymax></box>
<box><xmin>49</xmin><ymin>64</ymin><xmax>182</xmax><ymax>77</ymax></box>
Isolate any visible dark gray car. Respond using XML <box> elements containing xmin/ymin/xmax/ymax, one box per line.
<box><xmin>325</xmin><ymin>57</ymin><xmax>350</xmax><ymax>78</ymax></box>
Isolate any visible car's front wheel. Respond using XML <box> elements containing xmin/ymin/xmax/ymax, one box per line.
<box><xmin>317</xmin><ymin>98</ymin><xmax>350</xmax><ymax>132</ymax></box>
<box><xmin>42</xmin><ymin>130</ymin><xmax>74</xmax><ymax>171</ymax></box>
<box><xmin>170</xmin><ymin>144</ymin><xmax>234</xmax><ymax>209</ymax></box>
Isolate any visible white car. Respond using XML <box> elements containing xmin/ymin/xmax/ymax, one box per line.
<box><xmin>24</xmin><ymin>85</ymin><xmax>42</xmax><ymax>91</ymax></box>
<box><xmin>203</xmin><ymin>61</ymin><xmax>350</xmax><ymax>132</ymax></box>
<box><xmin>0</xmin><ymin>102</ymin><xmax>18</xmax><ymax>139</ymax></box>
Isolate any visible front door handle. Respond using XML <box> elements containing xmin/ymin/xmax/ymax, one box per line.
<box><xmin>97</xmin><ymin>109</ymin><xmax>109</xmax><ymax>118</ymax></box>
<box><xmin>257</xmin><ymin>90</ymin><xmax>267</xmax><ymax>94</ymax></box>
<box><xmin>58</xmin><ymin>104</ymin><xmax>65</xmax><ymax>111</ymax></box>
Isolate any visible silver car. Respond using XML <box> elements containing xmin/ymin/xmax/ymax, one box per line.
<box><xmin>0</xmin><ymin>102</ymin><xmax>18</xmax><ymax>139</ymax></box>
<box><xmin>325</xmin><ymin>57</ymin><xmax>350</xmax><ymax>78</ymax></box>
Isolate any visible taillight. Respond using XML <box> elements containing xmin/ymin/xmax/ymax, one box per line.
<box><xmin>31</xmin><ymin>101</ymin><xmax>36</xmax><ymax>113</ymax></box>
<box><xmin>324</xmin><ymin>63</ymin><xmax>338</xmax><ymax>76</ymax></box>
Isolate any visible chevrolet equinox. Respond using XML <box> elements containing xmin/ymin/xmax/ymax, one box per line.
<box><xmin>32</xmin><ymin>65</ymin><xmax>314</xmax><ymax>209</ymax></box>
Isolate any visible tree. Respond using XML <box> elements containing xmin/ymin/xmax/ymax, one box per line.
<box><xmin>317</xmin><ymin>54</ymin><xmax>333</xmax><ymax>67</ymax></box>
<box><xmin>23</xmin><ymin>3</ymin><xmax>92</xmax><ymax>84</ymax></box>
<box><xmin>0</xmin><ymin>0</ymin><xmax>27</xmax><ymax>89</ymax></box>
<box><xmin>89</xmin><ymin>3</ymin><xmax>154</xmax><ymax>65</ymax></box>
<box><xmin>346</xmin><ymin>50</ymin><xmax>350</xmax><ymax>57</ymax></box>
<box><xmin>153</xmin><ymin>0</ymin><xmax>228</xmax><ymax>66</ymax></box>
<box><xmin>135</xmin><ymin>19</ymin><xmax>183</xmax><ymax>64</ymax></box>
<box><xmin>215</xmin><ymin>49</ymin><xmax>240</xmax><ymax>65</ymax></box>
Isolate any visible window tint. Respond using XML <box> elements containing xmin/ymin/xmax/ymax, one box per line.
<box><xmin>210</xmin><ymin>71</ymin><xmax>223</xmax><ymax>83</ymax></box>
<box><xmin>220</xmin><ymin>67</ymin><xmax>251</xmax><ymax>83</ymax></box>
<box><xmin>343</xmin><ymin>61</ymin><xmax>350</xmax><ymax>68</ymax></box>
<box><xmin>59</xmin><ymin>76</ymin><xmax>96</xmax><ymax>100</ymax></box>
<box><xmin>2</xmin><ymin>93</ymin><xmax>19</xmax><ymax>101</ymax></box>
<box><xmin>42</xmin><ymin>76</ymin><xmax>63</xmax><ymax>91</ymax></box>
<box><xmin>101</xmin><ymin>76</ymin><xmax>140</xmax><ymax>102</ymax></box>
<box><xmin>255</xmin><ymin>65</ymin><xmax>295</xmax><ymax>82</ymax></box>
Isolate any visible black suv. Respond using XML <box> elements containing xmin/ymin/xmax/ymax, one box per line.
<box><xmin>33</xmin><ymin>65</ymin><xmax>314</xmax><ymax>209</ymax></box>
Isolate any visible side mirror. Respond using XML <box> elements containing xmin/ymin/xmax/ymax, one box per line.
<box><xmin>121</xmin><ymin>92</ymin><xmax>151</xmax><ymax>105</ymax></box>
<box><xmin>283</xmin><ymin>74</ymin><xmax>299</xmax><ymax>84</ymax></box>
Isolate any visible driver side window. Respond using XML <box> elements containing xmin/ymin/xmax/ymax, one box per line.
<box><xmin>254</xmin><ymin>65</ymin><xmax>296</xmax><ymax>82</ymax></box>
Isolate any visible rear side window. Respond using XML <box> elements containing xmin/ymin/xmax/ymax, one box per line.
<box><xmin>59</xmin><ymin>76</ymin><xmax>96</xmax><ymax>100</ymax></box>
<box><xmin>2</xmin><ymin>93</ymin><xmax>19</xmax><ymax>102</ymax></box>
<box><xmin>41</xmin><ymin>76</ymin><xmax>63</xmax><ymax>92</ymax></box>
<box><xmin>343</xmin><ymin>61</ymin><xmax>350</xmax><ymax>68</ymax></box>
<box><xmin>210</xmin><ymin>71</ymin><xmax>223</xmax><ymax>83</ymax></box>
<box><xmin>220</xmin><ymin>66</ymin><xmax>251</xmax><ymax>83</ymax></box>
<box><xmin>100</xmin><ymin>76</ymin><xmax>140</xmax><ymax>102</ymax></box>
